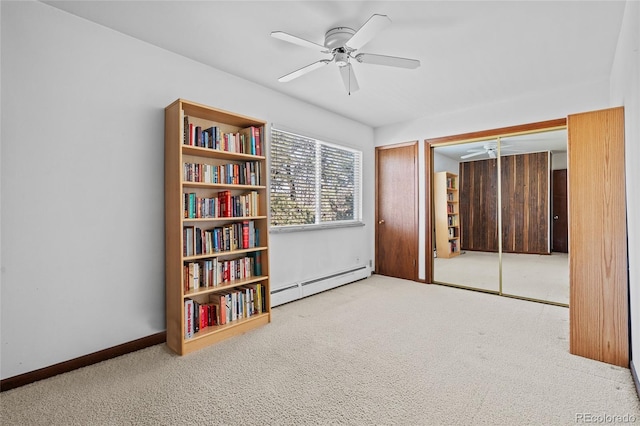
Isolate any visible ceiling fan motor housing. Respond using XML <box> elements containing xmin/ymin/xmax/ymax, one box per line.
<box><xmin>324</xmin><ymin>27</ymin><xmax>356</xmax><ymax>49</ymax></box>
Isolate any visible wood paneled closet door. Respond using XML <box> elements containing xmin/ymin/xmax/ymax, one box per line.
<box><xmin>375</xmin><ymin>143</ymin><xmax>418</xmax><ymax>281</ymax></box>
<box><xmin>568</xmin><ymin>106</ymin><xmax>628</xmax><ymax>367</ymax></box>
<box><xmin>500</xmin><ymin>152</ymin><xmax>550</xmax><ymax>254</ymax></box>
<box><xmin>459</xmin><ymin>159</ymin><xmax>499</xmax><ymax>252</ymax></box>
<box><xmin>552</xmin><ymin>169</ymin><xmax>569</xmax><ymax>253</ymax></box>
<box><xmin>459</xmin><ymin>152</ymin><xmax>550</xmax><ymax>255</ymax></box>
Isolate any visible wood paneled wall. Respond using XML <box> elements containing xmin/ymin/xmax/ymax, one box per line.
<box><xmin>501</xmin><ymin>152</ymin><xmax>550</xmax><ymax>254</ymax></box>
<box><xmin>459</xmin><ymin>152</ymin><xmax>550</xmax><ymax>254</ymax></box>
<box><xmin>568</xmin><ymin>106</ymin><xmax>628</xmax><ymax>367</ymax></box>
<box><xmin>459</xmin><ymin>159</ymin><xmax>499</xmax><ymax>252</ymax></box>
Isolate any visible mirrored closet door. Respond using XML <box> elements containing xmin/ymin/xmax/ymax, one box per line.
<box><xmin>432</xmin><ymin>141</ymin><xmax>500</xmax><ymax>293</ymax></box>
<box><xmin>429</xmin><ymin>127</ymin><xmax>569</xmax><ymax>306</ymax></box>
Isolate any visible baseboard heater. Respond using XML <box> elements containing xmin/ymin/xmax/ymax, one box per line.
<box><xmin>270</xmin><ymin>265</ymin><xmax>371</xmax><ymax>307</ymax></box>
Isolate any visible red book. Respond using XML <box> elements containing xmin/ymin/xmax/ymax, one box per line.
<box><xmin>218</xmin><ymin>191</ymin><xmax>230</xmax><ymax>217</ymax></box>
<box><xmin>242</xmin><ymin>221</ymin><xmax>249</xmax><ymax>249</ymax></box>
<box><xmin>218</xmin><ymin>295</ymin><xmax>226</xmax><ymax>324</ymax></box>
<box><xmin>206</xmin><ymin>304</ymin><xmax>213</xmax><ymax>327</ymax></box>
<box><xmin>200</xmin><ymin>305</ymin><xmax>207</xmax><ymax>330</ymax></box>
<box><xmin>225</xmin><ymin>191</ymin><xmax>232</xmax><ymax>217</ymax></box>
<box><xmin>209</xmin><ymin>294</ymin><xmax>226</xmax><ymax>325</ymax></box>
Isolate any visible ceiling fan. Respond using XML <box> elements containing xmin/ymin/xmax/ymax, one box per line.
<box><xmin>461</xmin><ymin>142</ymin><xmax>521</xmax><ymax>159</ymax></box>
<box><xmin>271</xmin><ymin>14</ymin><xmax>421</xmax><ymax>94</ymax></box>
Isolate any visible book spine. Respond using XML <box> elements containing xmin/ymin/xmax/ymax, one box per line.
<box><xmin>183</xmin><ymin>116</ymin><xmax>189</xmax><ymax>145</ymax></box>
<box><xmin>242</xmin><ymin>221</ymin><xmax>249</xmax><ymax>249</ymax></box>
<box><xmin>185</xmin><ymin>299</ymin><xmax>194</xmax><ymax>339</ymax></box>
<box><xmin>254</xmin><ymin>251</ymin><xmax>262</xmax><ymax>276</ymax></box>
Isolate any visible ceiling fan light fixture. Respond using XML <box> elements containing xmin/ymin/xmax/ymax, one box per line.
<box><xmin>334</xmin><ymin>51</ymin><xmax>349</xmax><ymax>67</ymax></box>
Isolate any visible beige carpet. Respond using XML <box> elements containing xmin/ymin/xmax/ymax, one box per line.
<box><xmin>1</xmin><ymin>275</ymin><xmax>638</xmax><ymax>425</ymax></box>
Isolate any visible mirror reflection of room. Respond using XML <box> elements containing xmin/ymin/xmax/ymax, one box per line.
<box><xmin>432</xmin><ymin>129</ymin><xmax>569</xmax><ymax>306</ymax></box>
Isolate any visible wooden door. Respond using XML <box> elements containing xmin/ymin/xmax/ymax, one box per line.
<box><xmin>568</xmin><ymin>106</ymin><xmax>628</xmax><ymax>367</ymax></box>
<box><xmin>552</xmin><ymin>169</ymin><xmax>568</xmax><ymax>253</ymax></box>
<box><xmin>501</xmin><ymin>152</ymin><xmax>550</xmax><ymax>254</ymax></box>
<box><xmin>375</xmin><ymin>143</ymin><xmax>418</xmax><ymax>281</ymax></box>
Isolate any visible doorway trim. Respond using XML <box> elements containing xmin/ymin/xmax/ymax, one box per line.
<box><xmin>425</xmin><ymin>118</ymin><xmax>567</xmax><ymax>305</ymax></box>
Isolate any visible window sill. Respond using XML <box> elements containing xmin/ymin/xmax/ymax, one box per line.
<box><xmin>269</xmin><ymin>221</ymin><xmax>365</xmax><ymax>234</ymax></box>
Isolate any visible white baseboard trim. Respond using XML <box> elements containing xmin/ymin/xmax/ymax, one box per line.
<box><xmin>270</xmin><ymin>283</ymin><xmax>301</xmax><ymax>307</ymax></box>
<box><xmin>270</xmin><ymin>265</ymin><xmax>371</xmax><ymax>307</ymax></box>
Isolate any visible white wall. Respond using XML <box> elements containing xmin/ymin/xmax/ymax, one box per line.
<box><xmin>551</xmin><ymin>152</ymin><xmax>567</xmax><ymax>171</ymax></box>
<box><xmin>375</xmin><ymin>80</ymin><xmax>610</xmax><ymax>281</ymax></box>
<box><xmin>610</xmin><ymin>0</ymin><xmax>640</xmax><ymax>377</ymax></box>
<box><xmin>0</xmin><ymin>1</ymin><xmax>374</xmax><ymax>379</ymax></box>
<box><xmin>433</xmin><ymin>152</ymin><xmax>460</xmax><ymax>175</ymax></box>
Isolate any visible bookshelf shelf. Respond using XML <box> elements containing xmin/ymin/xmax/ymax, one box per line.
<box><xmin>183</xmin><ymin>216</ymin><xmax>268</xmax><ymax>223</ymax></box>
<box><xmin>183</xmin><ymin>145</ymin><xmax>266</xmax><ymax>160</ymax></box>
<box><xmin>186</xmin><ymin>313</ymin><xmax>271</xmax><ymax>345</ymax></box>
<box><xmin>182</xmin><ymin>182</ymin><xmax>266</xmax><ymax>190</ymax></box>
<box><xmin>434</xmin><ymin>171</ymin><xmax>460</xmax><ymax>259</ymax></box>
<box><xmin>183</xmin><ymin>246</ymin><xmax>269</xmax><ymax>261</ymax></box>
<box><xmin>184</xmin><ymin>275</ymin><xmax>270</xmax><ymax>298</ymax></box>
<box><xmin>165</xmin><ymin>98</ymin><xmax>270</xmax><ymax>355</ymax></box>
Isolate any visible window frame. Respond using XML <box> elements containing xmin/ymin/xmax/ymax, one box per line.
<box><xmin>269</xmin><ymin>126</ymin><xmax>364</xmax><ymax>233</ymax></box>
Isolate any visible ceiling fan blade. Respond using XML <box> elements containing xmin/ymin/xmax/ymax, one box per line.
<box><xmin>345</xmin><ymin>14</ymin><xmax>391</xmax><ymax>50</ymax></box>
<box><xmin>355</xmin><ymin>53</ymin><xmax>420</xmax><ymax>69</ymax></box>
<box><xmin>339</xmin><ymin>64</ymin><xmax>359</xmax><ymax>94</ymax></box>
<box><xmin>461</xmin><ymin>151</ymin><xmax>487</xmax><ymax>159</ymax></box>
<box><xmin>271</xmin><ymin>31</ymin><xmax>328</xmax><ymax>52</ymax></box>
<box><xmin>278</xmin><ymin>60</ymin><xmax>331</xmax><ymax>82</ymax></box>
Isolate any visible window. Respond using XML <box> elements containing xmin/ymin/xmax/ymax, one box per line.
<box><xmin>270</xmin><ymin>128</ymin><xmax>362</xmax><ymax>230</ymax></box>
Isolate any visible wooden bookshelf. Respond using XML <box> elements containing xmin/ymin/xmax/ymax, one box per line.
<box><xmin>165</xmin><ymin>98</ymin><xmax>270</xmax><ymax>355</ymax></box>
<box><xmin>434</xmin><ymin>171</ymin><xmax>460</xmax><ymax>259</ymax></box>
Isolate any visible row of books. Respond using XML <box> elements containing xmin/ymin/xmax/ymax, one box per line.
<box><xmin>184</xmin><ymin>253</ymin><xmax>262</xmax><ymax>291</ymax></box>
<box><xmin>446</xmin><ymin>203</ymin><xmax>456</xmax><ymax>214</ymax></box>
<box><xmin>184</xmin><ymin>283</ymin><xmax>266</xmax><ymax>338</ymax></box>
<box><xmin>448</xmin><ymin>215</ymin><xmax>459</xmax><ymax>226</ymax></box>
<box><xmin>184</xmin><ymin>191</ymin><xmax>259</xmax><ymax>219</ymax></box>
<box><xmin>183</xmin><ymin>221</ymin><xmax>260</xmax><ymax>257</ymax></box>
<box><xmin>183</xmin><ymin>161</ymin><xmax>261</xmax><ymax>186</ymax></box>
<box><xmin>446</xmin><ymin>177</ymin><xmax>457</xmax><ymax>189</ymax></box>
<box><xmin>449</xmin><ymin>240</ymin><xmax>459</xmax><ymax>253</ymax></box>
<box><xmin>447</xmin><ymin>192</ymin><xmax>455</xmax><ymax>201</ymax></box>
<box><xmin>448</xmin><ymin>227</ymin><xmax>458</xmax><ymax>238</ymax></box>
<box><xmin>183</xmin><ymin>116</ymin><xmax>263</xmax><ymax>156</ymax></box>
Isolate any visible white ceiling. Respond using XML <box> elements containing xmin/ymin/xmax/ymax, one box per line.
<box><xmin>43</xmin><ymin>1</ymin><xmax>626</xmax><ymax>128</ymax></box>
<box><xmin>433</xmin><ymin>128</ymin><xmax>568</xmax><ymax>161</ymax></box>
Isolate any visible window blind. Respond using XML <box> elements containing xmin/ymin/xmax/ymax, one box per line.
<box><xmin>270</xmin><ymin>128</ymin><xmax>362</xmax><ymax>228</ymax></box>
